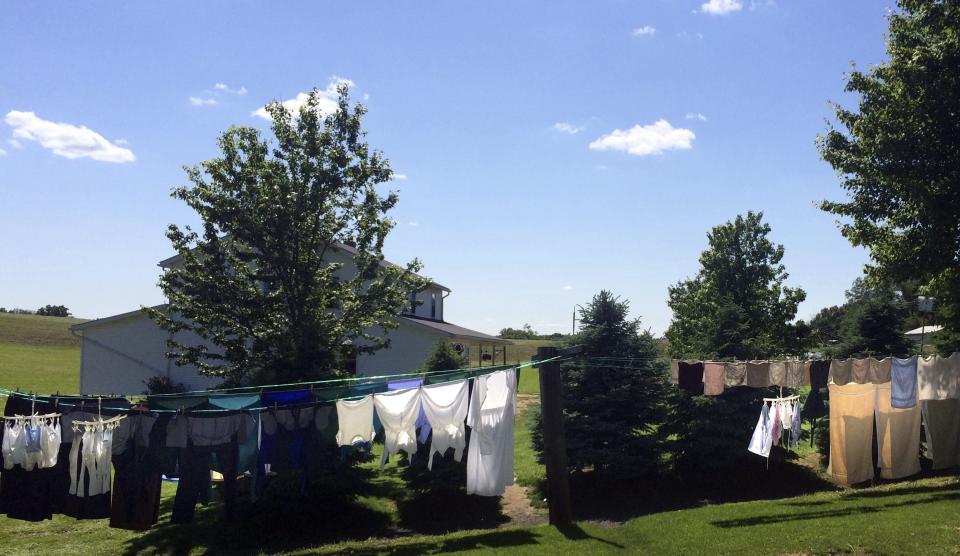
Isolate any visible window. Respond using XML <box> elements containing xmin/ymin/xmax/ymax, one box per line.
<box><xmin>430</xmin><ymin>292</ymin><xmax>437</xmax><ymax>319</ymax></box>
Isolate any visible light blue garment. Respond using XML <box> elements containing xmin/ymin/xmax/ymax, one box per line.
<box><xmin>747</xmin><ymin>403</ymin><xmax>772</xmax><ymax>458</ymax></box>
<box><xmin>790</xmin><ymin>401</ymin><xmax>802</xmax><ymax>448</ymax></box>
<box><xmin>891</xmin><ymin>356</ymin><xmax>918</xmax><ymax>409</ymax></box>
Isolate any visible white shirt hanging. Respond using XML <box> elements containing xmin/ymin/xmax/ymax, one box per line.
<box><xmin>335</xmin><ymin>395</ymin><xmax>376</xmax><ymax>447</ymax></box>
<box><xmin>466</xmin><ymin>369</ymin><xmax>517</xmax><ymax>496</ymax></box>
<box><xmin>420</xmin><ymin>379</ymin><xmax>469</xmax><ymax>470</ymax></box>
<box><xmin>374</xmin><ymin>387</ymin><xmax>422</xmax><ymax>469</ymax></box>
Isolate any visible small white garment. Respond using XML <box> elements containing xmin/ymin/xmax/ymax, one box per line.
<box><xmin>374</xmin><ymin>387</ymin><xmax>422</xmax><ymax>469</ymax></box>
<box><xmin>466</xmin><ymin>369</ymin><xmax>517</xmax><ymax>496</ymax></box>
<box><xmin>2</xmin><ymin>420</ymin><xmax>25</xmax><ymax>470</ymax></box>
<box><xmin>69</xmin><ymin>417</ymin><xmax>122</xmax><ymax>497</ymax></box>
<box><xmin>420</xmin><ymin>379</ymin><xmax>469</xmax><ymax>470</ymax></box>
<box><xmin>40</xmin><ymin>417</ymin><xmax>61</xmax><ymax>468</ymax></box>
<box><xmin>336</xmin><ymin>395</ymin><xmax>376</xmax><ymax>447</ymax></box>
<box><xmin>747</xmin><ymin>403</ymin><xmax>772</xmax><ymax>458</ymax></box>
<box><xmin>918</xmin><ymin>353</ymin><xmax>960</xmax><ymax>400</ymax></box>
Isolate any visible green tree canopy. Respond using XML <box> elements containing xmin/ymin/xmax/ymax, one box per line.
<box><xmin>817</xmin><ymin>0</ymin><xmax>960</xmax><ymax>353</ymax></box>
<box><xmin>147</xmin><ymin>86</ymin><xmax>429</xmax><ymax>386</ymax></box>
<box><xmin>665</xmin><ymin>211</ymin><xmax>807</xmax><ymax>359</ymax></box>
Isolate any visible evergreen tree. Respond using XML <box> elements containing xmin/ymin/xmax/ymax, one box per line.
<box><xmin>533</xmin><ymin>290</ymin><xmax>669</xmax><ymax>478</ymax></box>
<box><xmin>422</xmin><ymin>340</ymin><xmax>467</xmax><ymax>372</ymax></box>
<box><xmin>147</xmin><ymin>86</ymin><xmax>429</xmax><ymax>386</ymax></box>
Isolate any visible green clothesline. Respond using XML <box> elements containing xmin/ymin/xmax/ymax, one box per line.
<box><xmin>0</xmin><ymin>355</ymin><xmax>568</xmax><ymax>415</ymax></box>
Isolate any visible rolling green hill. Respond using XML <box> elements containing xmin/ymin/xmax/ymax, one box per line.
<box><xmin>0</xmin><ymin>312</ymin><xmax>86</xmax><ymax>410</ymax></box>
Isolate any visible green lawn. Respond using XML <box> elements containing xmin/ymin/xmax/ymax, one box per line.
<box><xmin>0</xmin><ymin>311</ymin><xmax>87</xmax><ymax>347</ymax></box>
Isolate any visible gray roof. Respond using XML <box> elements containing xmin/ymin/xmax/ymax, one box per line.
<box><xmin>158</xmin><ymin>240</ymin><xmax>449</xmax><ymax>292</ymax></box>
<box><xmin>400</xmin><ymin>316</ymin><xmax>511</xmax><ymax>344</ymax></box>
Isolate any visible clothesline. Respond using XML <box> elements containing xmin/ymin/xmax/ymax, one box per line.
<box><xmin>0</xmin><ymin>355</ymin><xmax>571</xmax><ymax>415</ymax></box>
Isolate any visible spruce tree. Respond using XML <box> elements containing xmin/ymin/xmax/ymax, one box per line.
<box><xmin>533</xmin><ymin>290</ymin><xmax>669</xmax><ymax>478</ymax></box>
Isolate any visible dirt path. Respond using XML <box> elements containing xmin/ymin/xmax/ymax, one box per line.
<box><xmin>500</xmin><ymin>483</ymin><xmax>547</xmax><ymax>526</ymax></box>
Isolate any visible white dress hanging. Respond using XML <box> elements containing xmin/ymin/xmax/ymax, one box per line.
<box><xmin>466</xmin><ymin>369</ymin><xmax>517</xmax><ymax>496</ymax></box>
<box><xmin>420</xmin><ymin>379</ymin><xmax>469</xmax><ymax>470</ymax></box>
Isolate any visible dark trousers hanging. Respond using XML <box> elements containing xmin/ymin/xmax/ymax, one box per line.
<box><xmin>171</xmin><ymin>440</ymin><xmax>239</xmax><ymax>523</ymax></box>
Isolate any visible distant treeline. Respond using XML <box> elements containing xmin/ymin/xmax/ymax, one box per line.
<box><xmin>498</xmin><ymin>323</ymin><xmax>566</xmax><ymax>340</ymax></box>
<box><xmin>0</xmin><ymin>305</ymin><xmax>71</xmax><ymax>317</ymax></box>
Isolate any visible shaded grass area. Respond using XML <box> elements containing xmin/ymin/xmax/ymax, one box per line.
<box><xmin>297</xmin><ymin>476</ymin><xmax>960</xmax><ymax>555</ymax></box>
<box><xmin>0</xmin><ymin>312</ymin><xmax>87</xmax><ymax>347</ymax></box>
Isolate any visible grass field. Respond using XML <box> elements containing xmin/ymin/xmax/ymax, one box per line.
<box><xmin>0</xmin><ymin>312</ymin><xmax>84</xmax><ymax>412</ymax></box>
<box><xmin>3</xmin><ymin>314</ymin><xmax>959</xmax><ymax>554</ymax></box>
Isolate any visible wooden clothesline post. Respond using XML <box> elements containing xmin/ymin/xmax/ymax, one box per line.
<box><xmin>536</xmin><ymin>346</ymin><xmax>572</xmax><ymax>527</ymax></box>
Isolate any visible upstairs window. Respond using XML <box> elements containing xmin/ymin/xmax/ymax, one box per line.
<box><xmin>430</xmin><ymin>292</ymin><xmax>437</xmax><ymax>319</ymax></box>
<box><xmin>409</xmin><ymin>292</ymin><xmax>417</xmax><ymax>315</ymax></box>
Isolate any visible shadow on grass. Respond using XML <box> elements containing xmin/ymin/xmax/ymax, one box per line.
<box><xmin>122</xmin><ymin>453</ymin><xmax>511</xmax><ymax>555</ymax></box>
<box><xmin>710</xmin><ymin>485</ymin><xmax>960</xmax><ymax>528</ymax></box>
<box><xmin>545</xmin><ymin>448</ymin><xmax>836</xmax><ymax>523</ymax></box>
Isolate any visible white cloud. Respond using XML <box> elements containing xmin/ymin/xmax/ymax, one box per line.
<box><xmin>685</xmin><ymin>112</ymin><xmax>708</xmax><ymax>121</ymax></box>
<box><xmin>189</xmin><ymin>96</ymin><xmax>218</xmax><ymax>107</ymax></box>
<box><xmin>408</xmin><ymin>221</ymin><xmax>419</xmax><ymax>227</ymax></box>
<box><xmin>552</xmin><ymin>122</ymin><xmax>584</xmax><ymax>135</ymax></box>
<box><xmin>392</xmin><ymin>173</ymin><xmax>408</xmax><ymax>180</ymax></box>
<box><xmin>701</xmin><ymin>0</ymin><xmax>743</xmax><ymax>15</ymax></box>
<box><xmin>253</xmin><ymin>77</ymin><xmax>354</xmax><ymax>120</ymax></box>
<box><xmin>561</xmin><ymin>285</ymin><xmax>574</xmax><ymax>291</ymax></box>
<box><xmin>632</xmin><ymin>25</ymin><xmax>656</xmax><ymax>37</ymax></box>
<box><xmin>114</xmin><ymin>138</ymin><xmax>129</xmax><ymax>145</ymax></box>
<box><xmin>0</xmin><ymin>148</ymin><xmax>6</xmax><ymax>156</ymax></box>
<box><xmin>214</xmin><ymin>83</ymin><xmax>248</xmax><ymax>95</ymax></box>
<box><xmin>589</xmin><ymin>119</ymin><xmax>695</xmax><ymax>157</ymax></box>
<box><xmin>749</xmin><ymin>0</ymin><xmax>775</xmax><ymax>10</ymax></box>
<box><xmin>4</xmin><ymin>111</ymin><xmax>135</xmax><ymax>163</ymax></box>
<box><xmin>8</xmin><ymin>139</ymin><xmax>22</xmax><ymax>149</ymax></box>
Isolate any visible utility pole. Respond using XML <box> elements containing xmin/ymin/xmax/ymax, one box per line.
<box><xmin>536</xmin><ymin>346</ymin><xmax>572</xmax><ymax>527</ymax></box>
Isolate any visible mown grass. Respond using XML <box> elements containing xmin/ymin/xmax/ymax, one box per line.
<box><xmin>0</xmin><ymin>311</ymin><xmax>87</xmax><ymax>347</ymax></box>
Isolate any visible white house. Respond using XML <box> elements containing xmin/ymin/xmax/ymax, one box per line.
<box><xmin>70</xmin><ymin>243</ymin><xmax>510</xmax><ymax>394</ymax></box>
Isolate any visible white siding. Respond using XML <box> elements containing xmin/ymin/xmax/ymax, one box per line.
<box><xmin>356</xmin><ymin>321</ymin><xmax>446</xmax><ymax>376</ymax></box>
<box><xmin>79</xmin><ymin>312</ymin><xmax>221</xmax><ymax>395</ymax></box>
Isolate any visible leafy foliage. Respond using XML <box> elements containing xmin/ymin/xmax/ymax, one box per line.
<box><xmin>817</xmin><ymin>0</ymin><xmax>960</xmax><ymax>352</ymax></box>
<box><xmin>35</xmin><ymin>305</ymin><xmax>70</xmax><ymax>317</ymax></box>
<box><xmin>532</xmin><ymin>290</ymin><xmax>669</xmax><ymax>479</ymax></box>
<box><xmin>665</xmin><ymin>211</ymin><xmax>807</xmax><ymax>359</ymax></box>
<box><xmin>147</xmin><ymin>85</ymin><xmax>430</xmax><ymax>386</ymax></box>
<box><xmin>498</xmin><ymin>324</ymin><xmax>539</xmax><ymax>340</ymax></box>
<box><xmin>662</xmin><ymin>212</ymin><xmax>807</xmax><ymax>480</ymax></box>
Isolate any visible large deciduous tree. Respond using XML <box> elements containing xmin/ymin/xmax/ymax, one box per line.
<box><xmin>662</xmin><ymin>212</ymin><xmax>806</xmax><ymax>481</ymax></box>
<box><xmin>665</xmin><ymin>211</ymin><xmax>807</xmax><ymax>360</ymax></box>
<box><xmin>147</xmin><ymin>85</ymin><xmax>429</xmax><ymax>386</ymax></box>
<box><xmin>817</xmin><ymin>0</ymin><xmax>960</xmax><ymax>353</ymax></box>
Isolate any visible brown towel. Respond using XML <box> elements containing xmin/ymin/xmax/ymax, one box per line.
<box><xmin>828</xmin><ymin>382</ymin><xmax>877</xmax><ymax>485</ymax></box>
<box><xmin>868</xmin><ymin>358</ymin><xmax>892</xmax><ymax>384</ymax></box>
<box><xmin>724</xmin><ymin>362</ymin><xmax>746</xmax><ymax>387</ymax></box>
<box><xmin>745</xmin><ymin>361</ymin><xmax>771</xmax><ymax>388</ymax></box>
<box><xmin>875</xmin><ymin>382</ymin><xmax>921</xmax><ymax>479</ymax></box>
<box><xmin>678</xmin><ymin>361</ymin><xmax>704</xmax><ymax>393</ymax></box>
<box><xmin>784</xmin><ymin>361</ymin><xmax>804</xmax><ymax>388</ymax></box>
<box><xmin>768</xmin><ymin>361</ymin><xmax>787</xmax><ymax>387</ymax></box>
<box><xmin>703</xmin><ymin>362</ymin><xmax>725</xmax><ymax>396</ymax></box>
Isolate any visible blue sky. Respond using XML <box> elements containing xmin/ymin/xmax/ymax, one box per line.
<box><xmin>1</xmin><ymin>1</ymin><xmax>891</xmax><ymax>335</ymax></box>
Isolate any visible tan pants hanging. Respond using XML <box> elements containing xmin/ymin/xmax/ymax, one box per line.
<box><xmin>874</xmin><ymin>382</ymin><xmax>921</xmax><ymax>479</ymax></box>
<box><xmin>828</xmin><ymin>383</ymin><xmax>877</xmax><ymax>485</ymax></box>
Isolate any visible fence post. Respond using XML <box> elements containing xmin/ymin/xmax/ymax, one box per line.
<box><xmin>536</xmin><ymin>346</ymin><xmax>572</xmax><ymax>526</ymax></box>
